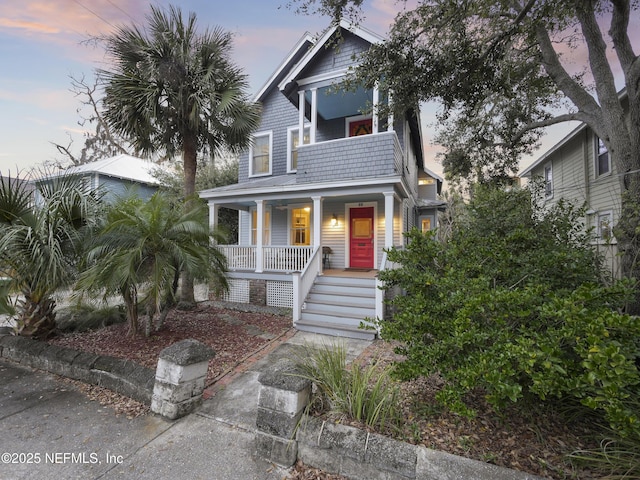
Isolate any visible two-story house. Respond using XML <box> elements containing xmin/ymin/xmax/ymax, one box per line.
<box><xmin>199</xmin><ymin>21</ymin><xmax>444</xmax><ymax>339</ymax></box>
<box><xmin>519</xmin><ymin>93</ymin><xmax>630</xmax><ymax>278</ymax></box>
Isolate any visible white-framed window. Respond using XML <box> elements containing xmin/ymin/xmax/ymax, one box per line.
<box><xmin>544</xmin><ymin>162</ymin><xmax>553</xmax><ymax>199</ymax></box>
<box><xmin>345</xmin><ymin>114</ymin><xmax>373</xmax><ymax>137</ymax></box>
<box><xmin>249</xmin><ymin>131</ymin><xmax>272</xmax><ymax>177</ymax></box>
<box><xmin>595</xmin><ymin>135</ymin><xmax>611</xmax><ymax>177</ymax></box>
<box><xmin>290</xmin><ymin>206</ymin><xmax>311</xmax><ymax>246</ymax></box>
<box><xmin>597</xmin><ymin>211</ymin><xmax>613</xmax><ymax>242</ymax></box>
<box><xmin>250</xmin><ymin>207</ymin><xmax>271</xmax><ymax>245</ymax></box>
<box><xmin>287</xmin><ymin>125</ymin><xmax>310</xmax><ymax>172</ymax></box>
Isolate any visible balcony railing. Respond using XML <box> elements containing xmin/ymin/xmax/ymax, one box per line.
<box><xmin>219</xmin><ymin>245</ymin><xmax>313</xmax><ymax>272</ymax></box>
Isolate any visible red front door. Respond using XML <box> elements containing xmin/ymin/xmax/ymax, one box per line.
<box><xmin>349</xmin><ymin>207</ymin><xmax>374</xmax><ymax>268</ymax></box>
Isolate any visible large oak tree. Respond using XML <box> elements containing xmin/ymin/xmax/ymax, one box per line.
<box><xmin>295</xmin><ymin>0</ymin><xmax>640</xmax><ymax>309</ymax></box>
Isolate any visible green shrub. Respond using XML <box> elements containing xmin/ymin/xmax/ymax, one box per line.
<box><xmin>378</xmin><ymin>185</ymin><xmax>640</xmax><ymax>438</ymax></box>
<box><xmin>295</xmin><ymin>342</ymin><xmax>400</xmax><ymax>431</ymax></box>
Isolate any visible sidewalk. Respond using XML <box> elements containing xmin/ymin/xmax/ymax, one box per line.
<box><xmin>0</xmin><ymin>331</ymin><xmax>371</xmax><ymax>480</ymax></box>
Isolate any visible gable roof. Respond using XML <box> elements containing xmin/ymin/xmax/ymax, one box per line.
<box><xmin>254</xmin><ymin>32</ymin><xmax>315</xmax><ymax>102</ymax></box>
<box><xmin>277</xmin><ymin>20</ymin><xmax>383</xmax><ymax>93</ymax></box>
<box><xmin>61</xmin><ymin>154</ymin><xmax>161</xmax><ymax>185</ymax></box>
<box><xmin>519</xmin><ymin>123</ymin><xmax>587</xmax><ymax>177</ymax></box>
<box><xmin>254</xmin><ymin>20</ymin><xmax>383</xmax><ymax>103</ymax></box>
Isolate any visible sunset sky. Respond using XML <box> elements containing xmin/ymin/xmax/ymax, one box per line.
<box><xmin>0</xmin><ymin>1</ymin><xmax>637</xmax><ymax>178</ymax></box>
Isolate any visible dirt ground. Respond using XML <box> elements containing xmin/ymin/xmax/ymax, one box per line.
<box><xmin>47</xmin><ymin>301</ymin><xmax>600</xmax><ymax>480</ymax></box>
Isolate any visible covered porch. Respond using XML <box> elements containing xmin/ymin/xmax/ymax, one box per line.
<box><xmin>201</xmin><ymin>183</ymin><xmax>406</xmax><ymax>334</ymax></box>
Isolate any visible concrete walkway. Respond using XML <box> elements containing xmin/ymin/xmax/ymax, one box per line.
<box><xmin>0</xmin><ymin>332</ymin><xmax>371</xmax><ymax>480</ymax></box>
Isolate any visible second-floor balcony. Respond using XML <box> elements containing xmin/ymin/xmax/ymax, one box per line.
<box><xmin>295</xmin><ymin>131</ymin><xmax>404</xmax><ymax>185</ymax></box>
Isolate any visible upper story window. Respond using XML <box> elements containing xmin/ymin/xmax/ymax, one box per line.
<box><xmin>287</xmin><ymin>125</ymin><xmax>310</xmax><ymax>172</ymax></box>
<box><xmin>544</xmin><ymin>162</ymin><xmax>553</xmax><ymax>199</ymax></box>
<box><xmin>595</xmin><ymin>136</ymin><xmax>611</xmax><ymax>177</ymax></box>
<box><xmin>346</xmin><ymin>115</ymin><xmax>372</xmax><ymax>137</ymax></box>
<box><xmin>250</xmin><ymin>131</ymin><xmax>272</xmax><ymax>177</ymax></box>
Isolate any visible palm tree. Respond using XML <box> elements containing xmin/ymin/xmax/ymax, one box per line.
<box><xmin>0</xmin><ymin>173</ymin><xmax>101</xmax><ymax>338</ymax></box>
<box><xmin>76</xmin><ymin>192</ymin><xmax>227</xmax><ymax>337</ymax></box>
<box><xmin>99</xmin><ymin>5</ymin><xmax>259</xmax><ymax>304</ymax></box>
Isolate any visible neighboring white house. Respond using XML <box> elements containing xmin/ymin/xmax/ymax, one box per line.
<box><xmin>199</xmin><ymin>21</ymin><xmax>445</xmax><ymax>339</ymax></box>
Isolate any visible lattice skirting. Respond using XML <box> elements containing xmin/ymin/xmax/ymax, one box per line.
<box><xmin>266</xmin><ymin>281</ymin><xmax>293</xmax><ymax>308</ymax></box>
<box><xmin>223</xmin><ymin>279</ymin><xmax>250</xmax><ymax>303</ymax></box>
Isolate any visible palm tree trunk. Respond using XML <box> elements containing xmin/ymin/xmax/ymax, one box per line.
<box><xmin>180</xmin><ymin>134</ymin><xmax>198</xmax><ymax>306</ymax></box>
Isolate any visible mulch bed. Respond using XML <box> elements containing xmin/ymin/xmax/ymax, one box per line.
<box><xmin>48</xmin><ymin>301</ymin><xmax>293</xmax><ymax>385</ymax></box>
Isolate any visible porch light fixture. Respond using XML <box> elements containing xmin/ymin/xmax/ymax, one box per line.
<box><xmin>331</xmin><ymin>213</ymin><xmax>338</xmax><ymax>227</ymax></box>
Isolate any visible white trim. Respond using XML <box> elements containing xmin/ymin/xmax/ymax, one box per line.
<box><xmin>544</xmin><ymin>162</ymin><xmax>553</xmax><ymax>199</ymax></box>
<box><xmin>288</xmin><ymin>203</ymin><xmax>313</xmax><ymax>246</ymax></box>
<box><xmin>594</xmin><ymin>134</ymin><xmax>612</xmax><ymax>178</ymax></box>
<box><xmin>278</xmin><ymin>20</ymin><xmax>383</xmax><ymax>93</ymax></box>
<box><xmin>596</xmin><ymin>210</ymin><xmax>614</xmax><ymax>243</ymax></box>
<box><xmin>249</xmin><ymin>131</ymin><xmax>273</xmax><ymax>178</ymax></box>
<box><xmin>200</xmin><ymin>175</ymin><xmax>407</xmax><ymax>202</ymax></box>
<box><xmin>520</xmin><ymin>124</ymin><xmax>586</xmax><ymax>177</ymax></box>
<box><xmin>254</xmin><ymin>33</ymin><xmax>315</xmax><ymax>102</ymax></box>
<box><xmin>345</xmin><ymin>201</ymin><xmax>378</xmax><ymax>269</ymax></box>
<box><xmin>249</xmin><ymin>205</ymin><xmax>272</xmax><ymax>245</ymax></box>
<box><xmin>294</xmin><ymin>68</ymin><xmax>350</xmax><ymax>89</ymax></box>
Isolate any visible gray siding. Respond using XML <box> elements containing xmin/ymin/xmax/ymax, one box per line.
<box><xmin>300</xmin><ymin>31</ymin><xmax>370</xmax><ymax>78</ymax></box>
<box><xmin>98</xmin><ymin>175</ymin><xmax>157</xmax><ymax>202</ymax></box>
<box><xmin>296</xmin><ymin>132</ymin><xmax>399</xmax><ymax>184</ymax></box>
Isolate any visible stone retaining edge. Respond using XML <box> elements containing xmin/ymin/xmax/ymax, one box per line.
<box><xmin>295</xmin><ymin>416</ymin><xmax>545</xmax><ymax>480</ymax></box>
<box><xmin>0</xmin><ymin>334</ymin><xmax>154</xmax><ymax>404</ymax></box>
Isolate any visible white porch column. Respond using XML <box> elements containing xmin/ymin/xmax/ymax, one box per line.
<box><xmin>383</xmin><ymin>191</ymin><xmax>395</xmax><ymax>249</ymax></box>
<box><xmin>256</xmin><ymin>199</ymin><xmax>264</xmax><ymax>273</ymax></box>
<box><xmin>310</xmin><ymin>88</ymin><xmax>317</xmax><ymax>144</ymax></box>
<box><xmin>298</xmin><ymin>90</ymin><xmax>306</xmax><ymax>148</ymax></box>
<box><xmin>208</xmin><ymin>202</ymin><xmax>219</xmax><ymax>230</ymax></box>
<box><xmin>312</xmin><ymin>196</ymin><xmax>323</xmax><ymax>248</ymax></box>
<box><xmin>372</xmin><ymin>84</ymin><xmax>379</xmax><ymax>134</ymax></box>
<box><xmin>387</xmin><ymin>90</ymin><xmax>394</xmax><ymax>132</ymax></box>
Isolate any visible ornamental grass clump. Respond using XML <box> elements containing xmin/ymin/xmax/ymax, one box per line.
<box><xmin>295</xmin><ymin>342</ymin><xmax>400</xmax><ymax>431</ymax></box>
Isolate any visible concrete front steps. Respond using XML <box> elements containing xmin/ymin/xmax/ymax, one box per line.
<box><xmin>295</xmin><ymin>275</ymin><xmax>377</xmax><ymax>340</ymax></box>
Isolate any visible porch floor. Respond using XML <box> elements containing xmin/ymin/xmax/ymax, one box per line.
<box><xmin>322</xmin><ymin>268</ymin><xmax>378</xmax><ymax>279</ymax></box>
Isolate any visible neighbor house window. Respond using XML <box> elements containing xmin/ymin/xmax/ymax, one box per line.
<box><xmin>250</xmin><ymin>131</ymin><xmax>272</xmax><ymax>176</ymax></box>
<box><xmin>544</xmin><ymin>162</ymin><xmax>553</xmax><ymax>198</ymax></box>
<box><xmin>291</xmin><ymin>207</ymin><xmax>311</xmax><ymax>245</ymax></box>
<box><xmin>597</xmin><ymin>211</ymin><xmax>613</xmax><ymax>242</ymax></box>
<box><xmin>596</xmin><ymin>136</ymin><xmax>611</xmax><ymax>177</ymax></box>
<box><xmin>287</xmin><ymin>125</ymin><xmax>310</xmax><ymax>172</ymax></box>
<box><xmin>251</xmin><ymin>208</ymin><xmax>271</xmax><ymax>245</ymax></box>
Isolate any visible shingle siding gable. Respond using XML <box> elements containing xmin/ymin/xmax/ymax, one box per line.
<box><xmin>299</xmin><ymin>31</ymin><xmax>370</xmax><ymax>79</ymax></box>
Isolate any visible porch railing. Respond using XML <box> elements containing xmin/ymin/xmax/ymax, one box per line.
<box><xmin>293</xmin><ymin>246</ymin><xmax>322</xmax><ymax>323</ymax></box>
<box><xmin>219</xmin><ymin>245</ymin><xmax>314</xmax><ymax>272</ymax></box>
<box><xmin>375</xmin><ymin>250</ymin><xmax>400</xmax><ymax>332</ymax></box>
<box><xmin>220</xmin><ymin>245</ymin><xmax>256</xmax><ymax>271</ymax></box>
<box><xmin>264</xmin><ymin>246</ymin><xmax>313</xmax><ymax>272</ymax></box>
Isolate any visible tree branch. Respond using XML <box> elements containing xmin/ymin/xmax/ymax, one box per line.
<box><xmin>510</xmin><ymin>111</ymin><xmax>595</xmax><ymax>144</ymax></box>
<box><xmin>534</xmin><ymin>24</ymin><xmax>602</xmax><ymax>119</ymax></box>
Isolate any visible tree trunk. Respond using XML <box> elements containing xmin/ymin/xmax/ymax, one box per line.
<box><xmin>615</xmin><ymin>176</ymin><xmax>640</xmax><ymax>315</ymax></box>
<box><xmin>180</xmin><ymin>133</ymin><xmax>198</xmax><ymax>306</ymax></box>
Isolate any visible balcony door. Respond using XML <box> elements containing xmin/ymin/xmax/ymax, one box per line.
<box><xmin>349</xmin><ymin>206</ymin><xmax>374</xmax><ymax>269</ymax></box>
